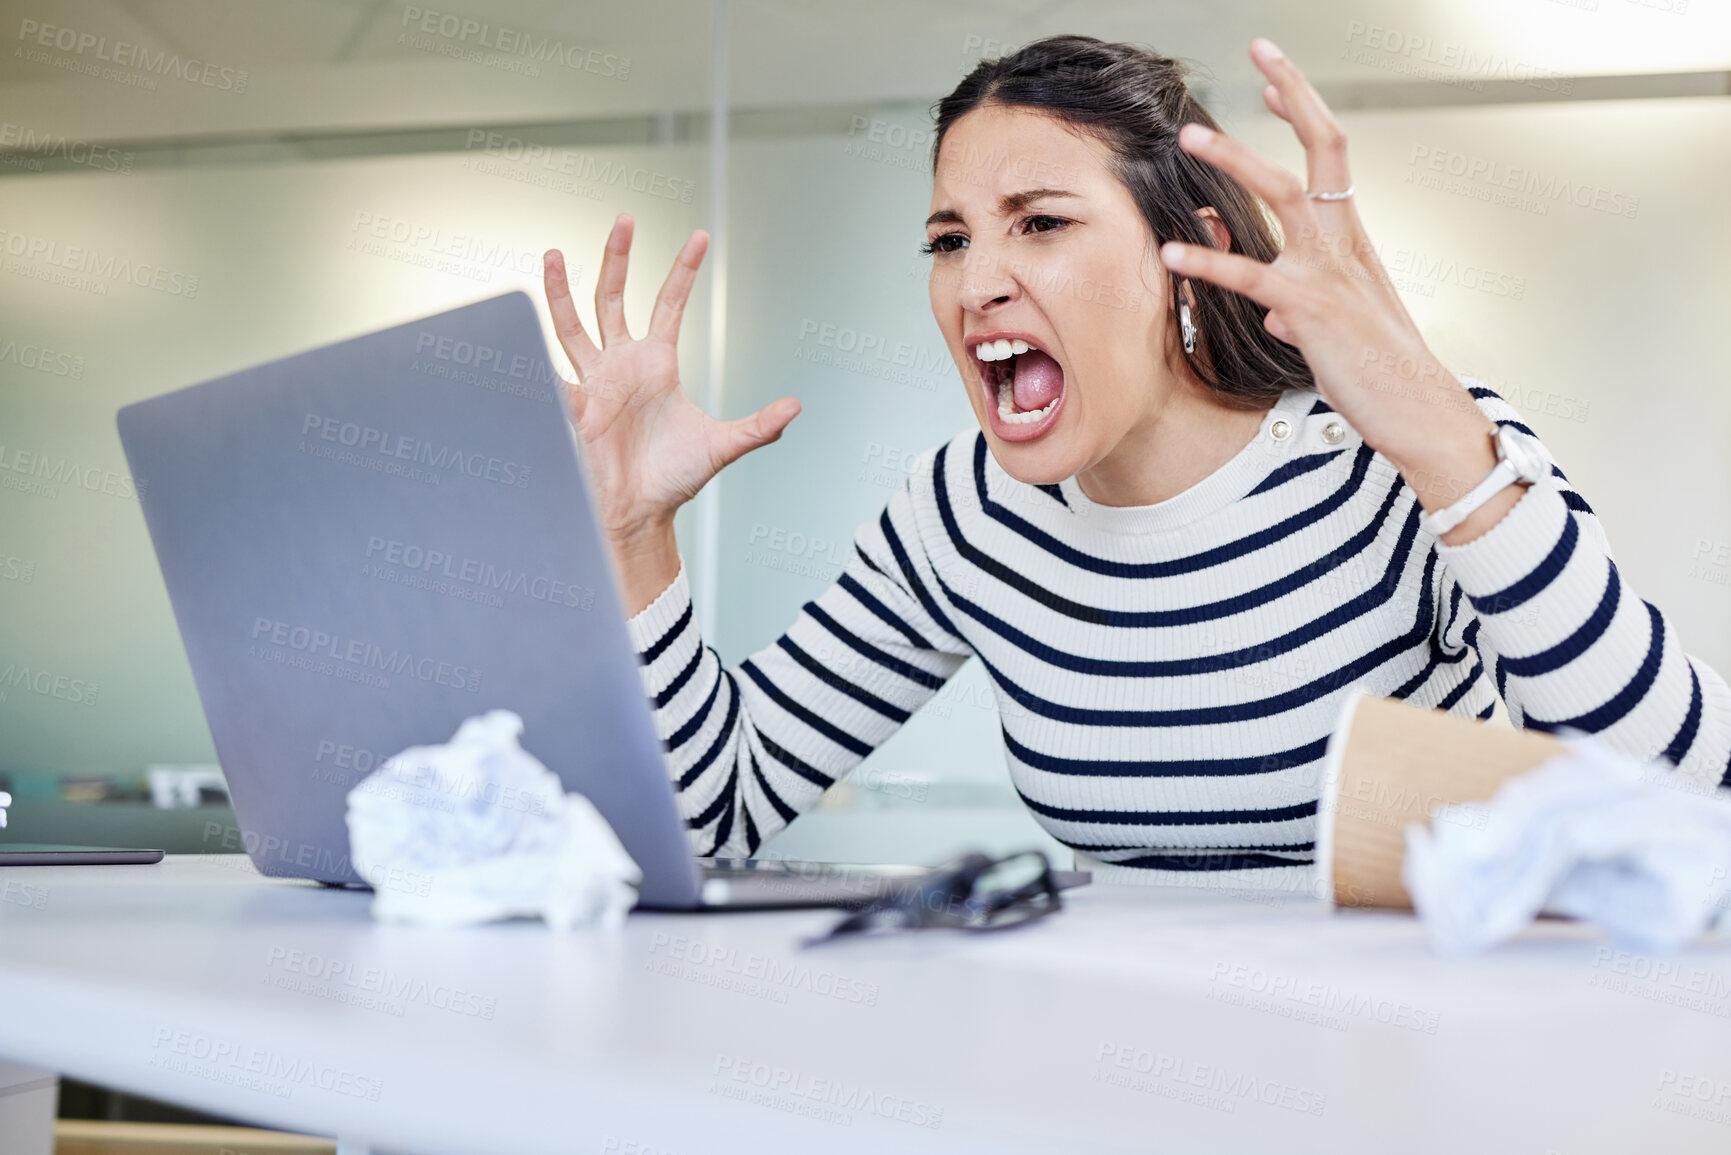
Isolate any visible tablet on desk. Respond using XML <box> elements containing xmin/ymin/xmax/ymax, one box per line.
<box><xmin>0</xmin><ymin>844</ymin><xmax>165</xmax><ymax>866</ymax></box>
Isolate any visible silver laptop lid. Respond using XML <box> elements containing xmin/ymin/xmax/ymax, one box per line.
<box><xmin>117</xmin><ymin>292</ymin><xmax>702</xmax><ymax>908</ymax></box>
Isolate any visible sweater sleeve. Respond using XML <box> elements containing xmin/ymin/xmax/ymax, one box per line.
<box><xmin>622</xmin><ymin>477</ymin><xmax>973</xmax><ymax>857</ymax></box>
<box><xmin>1433</xmin><ymin>386</ymin><xmax>1731</xmax><ymax>790</ymax></box>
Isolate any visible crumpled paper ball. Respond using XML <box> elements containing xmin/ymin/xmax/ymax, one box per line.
<box><xmin>344</xmin><ymin>710</ymin><xmax>640</xmax><ymax>929</ymax></box>
<box><xmin>1403</xmin><ymin>735</ymin><xmax>1731</xmax><ymax>955</ymax></box>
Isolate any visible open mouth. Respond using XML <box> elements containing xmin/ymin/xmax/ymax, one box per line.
<box><xmin>972</xmin><ymin>336</ymin><xmax>1066</xmax><ymax>428</ymax></box>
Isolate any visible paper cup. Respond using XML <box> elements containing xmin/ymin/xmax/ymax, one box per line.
<box><xmin>1315</xmin><ymin>692</ymin><xmax>1564</xmax><ymax>910</ymax></box>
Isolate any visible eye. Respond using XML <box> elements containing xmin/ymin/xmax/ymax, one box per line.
<box><xmin>919</xmin><ymin>233</ymin><xmax>968</xmax><ymax>256</ymax></box>
<box><xmin>1020</xmin><ymin>214</ymin><xmax>1073</xmax><ymax>236</ymax></box>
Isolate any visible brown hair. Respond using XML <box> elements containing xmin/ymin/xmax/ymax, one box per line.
<box><xmin>933</xmin><ymin>35</ymin><xmax>1313</xmax><ymax>406</ymax></box>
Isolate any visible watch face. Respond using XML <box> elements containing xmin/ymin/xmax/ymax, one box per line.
<box><xmin>1496</xmin><ymin>425</ymin><xmax>1550</xmax><ymax>484</ymax></box>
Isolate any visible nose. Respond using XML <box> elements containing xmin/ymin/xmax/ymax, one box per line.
<box><xmin>955</xmin><ymin>247</ymin><xmax>1018</xmax><ymax>314</ymax></box>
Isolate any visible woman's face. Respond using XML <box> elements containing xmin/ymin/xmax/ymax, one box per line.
<box><xmin>927</xmin><ymin>104</ymin><xmax>1177</xmax><ymax>486</ymax></box>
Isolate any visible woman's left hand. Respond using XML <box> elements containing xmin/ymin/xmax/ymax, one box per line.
<box><xmin>1159</xmin><ymin>39</ymin><xmax>1513</xmax><ymax>542</ymax></box>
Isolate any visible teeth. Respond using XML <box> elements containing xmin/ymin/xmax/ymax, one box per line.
<box><xmin>974</xmin><ymin>338</ymin><xmax>1037</xmax><ymax>362</ymax></box>
<box><xmin>995</xmin><ymin>376</ymin><xmax>1059</xmax><ymax>425</ymax></box>
<box><xmin>979</xmin><ymin>339</ymin><xmax>1059</xmax><ymax>425</ymax></box>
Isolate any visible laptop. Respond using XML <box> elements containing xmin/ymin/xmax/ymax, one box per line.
<box><xmin>117</xmin><ymin>292</ymin><xmax>1085</xmax><ymax>910</ymax></box>
<box><xmin>0</xmin><ymin>845</ymin><xmax>164</xmax><ymax>866</ymax></box>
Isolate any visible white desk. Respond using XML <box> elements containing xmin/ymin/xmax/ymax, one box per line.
<box><xmin>1</xmin><ymin>856</ymin><xmax>1728</xmax><ymax>1154</ymax></box>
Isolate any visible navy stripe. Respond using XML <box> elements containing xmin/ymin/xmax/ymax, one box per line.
<box><xmin>1436</xmin><ymin>661</ymin><xmax>1482</xmax><ymax>711</ymax></box>
<box><xmin>1500</xmin><ymin>566</ymin><xmax>1620</xmax><ymax>678</ymax></box>
<box><xmin>705</xmin><ymin>786</ymin><xmax>736</xmax><ymax>857</ymax></box>
<box><xmin>756</xmin><ymin>731</ymin><xmax>836</xmax><ymax>791</ymax></box>
<box><xmin>877</xmin><ymin>499</ymin><xmax>965</xmax><ymax>642</ymax></box>
<box><xmin>676</xmin><ymin>671</ymin><xmax>739</xmax><ymax>791</ymax></box>
<box><xmin>1562</xmin><ymin>489</ymin><xmax>1595</xmax><ymax>516</ymax></box>
<box><xmin>1433</xmin><ymin>632</ymin><xmax>1471</xmax><ymax>666</ymax></box>
<box><xmin>854</xmin><ymin>545</ymin><xmax>887</xmax><ymax>578</ymax></box>
<box><xmin>1017</xmin><ymin>792</ymin><xmax>1318</xmax><ymax>827</ymax></box>
<box><xmin>776</xmin><ymin>636</ymin><xmax>910</xmax><ymax>723</ymax></box>
<box><xmin>1443</xmin><ymin>583</ymin><xmax>1464</xmax><ymax>640</ymax></box>
<box><xmin>970</xmin><ymin>433</ymin><xmax>1380</xmax><ymax>579</ymax></box>
<box><xmin>1467</xmin><ymin>513</ymin><xmax>1578</xmax><ymax>614</ymax></box>
<box><xmin>1660</xmin><ymin>664</ymin><xmax>1703</xmax><ymax>768</ymax></box>
<box><xmin>1245</xmin><ymin>449</ymin><xmax>1345</xmax><ymax>497</ymax></box>
<box><xmin>667</xmin><ymin>664</ymin><xmax>723</xmax><ymax>752</ymax></box>
<box><xmin>741</xmin><ymin>659</ymin><xmax>873</xmax><ymax>758</ymax></box>
<box><xmin>1390</xmin><ymin>652</ymin><xmax>1440</xmax><ymax>700</ymax></box>
<box><xmin>838</xmin><ymin>572</ymin><xmax>933</xmax><ymax>651</ymax></box>
<box><xmin>652</xmin><ymin>645</ymin><xmax>704</xmax><ymax>710</ymax></box>
<box><xmin>1477</xmin><ymin>700</ymin><xmax>1496</xmax><ymax>721</ymax></box>
<box><xmin>1005</xmin><ymin>731</ymin><xmax>1330</xmax><ymax>778</ymax></box>
<box><xmin>1527</xmin><ymin>602</ymin><xmax>1665</xmax><ymax>734</ymax></box>
<box><xmin>1411</xmin><ymin>587</ymin><xmax>1467</xmax><ymax>691</ymax></box>
<box><xmin>748</xmin><ymin>744</ymin><xmax>798</xmax><ymax>825</ymax></box>
<box><xmin>1308</xmin><ymin>397</ymin><xmax>1334</xmax><ymax>414</ymax></box>
<box><xmin>690</xmin><ymin>762</ymin><xmax>736</xmax><ymax>834</ymax></box>
<box><xmin>640</xmin><ymin>600</ymin><xmax>692</xmax><ymax>665</ymax></box>
<box><xmin>1421</xmin><ymin>584</ymin><xmax>1465</xmax><ymax>677</ymax></box>
<box><xmin>1036</xmin><ymin>482</ymin><xmax>1068</xmax><ymax>507</ymax></box>
<box><xmin>804</xmin><ymin>602</ymin><xmax>945</xmax><ymax>690</ymax></box>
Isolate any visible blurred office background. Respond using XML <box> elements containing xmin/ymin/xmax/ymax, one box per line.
<box><xmin>1</xmin><ymin>0</ymin><xmax>1728</xmax><ymax>865</ymax></box>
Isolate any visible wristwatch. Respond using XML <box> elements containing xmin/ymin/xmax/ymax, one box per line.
<box><xmin>1418</xmin><ymin>424</ymin><xmax>1549</xmax><ymax>538</ymax></box>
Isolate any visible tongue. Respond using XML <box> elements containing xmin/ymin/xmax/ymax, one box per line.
<box><xmin>1012</xmin><ymin>350</ymin><xmax>1064</xmax><ymax>412</ymax></box>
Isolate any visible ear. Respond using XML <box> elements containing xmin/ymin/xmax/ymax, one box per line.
<box><xmin>1194</xmin><ymin>207</ymin><xmax>1230</xmax><ymax>251</ymax></box>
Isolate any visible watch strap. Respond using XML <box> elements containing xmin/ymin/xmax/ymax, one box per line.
<box><xmin>1419</xmin><ymin>459</ymin><xmax>1523</xmax><ymax>538</ymax></box>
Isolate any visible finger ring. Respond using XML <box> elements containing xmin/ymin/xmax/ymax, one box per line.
<box><xmin>1306</xmin><ymin>185</ymin><xmax>1355</xmax><ymax>202</ymax></box>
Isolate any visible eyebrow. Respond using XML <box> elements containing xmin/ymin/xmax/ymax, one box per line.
<box><xmin>924</xmin><ymin>187</ymin><xmax>1080</xmax><ymax>229</ymax></box>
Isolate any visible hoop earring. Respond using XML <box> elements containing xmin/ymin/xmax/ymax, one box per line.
<box><xmin>1179</xmin><ymin>298</ymin><xmax>1197</xmax><ymax>355</ymax></box>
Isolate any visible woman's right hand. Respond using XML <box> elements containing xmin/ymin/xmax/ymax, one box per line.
<box><xmin>543</xmin><ymin>214</ymin><xmax>800</xmax><ymax>609</ymax></box>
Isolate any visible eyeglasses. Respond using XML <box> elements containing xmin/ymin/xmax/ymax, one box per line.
<box><xmin>806</xmin><ymin>850</ymin><xmax>1063</xmax><ymax>944</ymax></box>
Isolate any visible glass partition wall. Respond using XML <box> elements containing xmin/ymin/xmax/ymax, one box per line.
<box><xmin>3</xmin><ymin>0</ymin><xmax>1728</xmax><ymax>864</ymax></box>
<box><xmin>0</xmin><ymin>0</ymin><xmax>717</xmax><ymax>850</ymax></box>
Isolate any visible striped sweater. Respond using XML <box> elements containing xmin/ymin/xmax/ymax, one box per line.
<box><xmin>625</xmin><ymin>385</ymin><xmax>1731</xmax><ymax>888</ymax></box>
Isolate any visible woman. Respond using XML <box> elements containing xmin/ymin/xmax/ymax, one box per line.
<box><xmin>540</xmin><ymin>37</ymin><xmax>1730</xmax><ymax>888</ymax></box>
